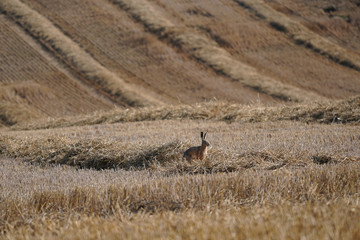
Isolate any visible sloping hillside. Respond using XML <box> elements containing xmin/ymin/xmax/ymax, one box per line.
<box><xmin>1</xmin><ymin>1</ymin><xmax>360</xmax><ymax>238</ymax></box>
<box><xmin>1</xmin><ymin>0</ymin><xmax>360</xmax><ymax>126</ymax></box>
<box><xmin>0</xmin><ymin>14</ymin><xmax>116</xmax><ymax>125</ymax></box>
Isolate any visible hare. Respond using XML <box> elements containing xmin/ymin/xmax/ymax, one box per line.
<box><xmin>183</xmin><ymin>131</ymin><xmax>210</xmax><ymax>162</ymax></box>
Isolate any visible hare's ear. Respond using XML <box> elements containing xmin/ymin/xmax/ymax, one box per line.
<box><xmin>200</xmin><ymin>131</ymin><xmax>204</xmax><ymax>139</ymax></box>
<box><xmin>204</xmin><ymin>131</ymin><xmax>207</xmax><ymax>139</ymax></box>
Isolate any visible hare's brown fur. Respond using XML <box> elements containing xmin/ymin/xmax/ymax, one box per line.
<box><xmin>183</xmin><ymin>132</ymin><xmax>210</xmax><ymax>162</ymax></box>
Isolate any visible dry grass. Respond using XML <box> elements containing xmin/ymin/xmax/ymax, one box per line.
<box><xmin>13</xmin><ymin>95</ymin><xmax>360</xmax><ymax>130</ymax></box>
<box><xmin>0</xmin><ymin>16</ymin><xmax>116</xmax><ymax>122</ymax></box>
<box><xmin>1</xmin><ymin>115</ymin><xmax>360</xmax><ymax>239</ymax></box>
<box><xmin>0</xmin><ymin>0</ymin><xmax>161</xmax><ymax>107</ymax></box>
<box><xmin>0</xmin><ymin>129</ymin><xmax>358</xmax><ymax>173</ymax></box>
<box><xmin>111</xmin><ymin>0</ymin><xmax>323</xmax><ymax>102</ymax></box>
<box><xmin>5</xmin><ymin>202</ymin><xmax>360</xmax><ymax>240</ymax></box>
<box><xmin>1</xmin><ymin>0</ymin><xmax>359</xmax><ymax>238</ymax></box>
<box><xmin>235</xmin><ymin>0</ymin><xmax>360</xmax><ymax>71</ymax></box>
<box><xmin>0</xmin><ymin>103</ymin><xmax>41</xmax><ymax>127</ymax></box>
<box><xmin>1</xmin><ymin>157</ymin><xmax>359</xmax><ymax>239</ymax></box>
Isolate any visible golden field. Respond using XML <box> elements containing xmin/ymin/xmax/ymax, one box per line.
<box><xmin>1</xmin><ymin>104</ymin><xmax>360</xmax><ymax>239</ymax></box>
<box><xmin>0</xmin><ymin>0</ymin><xmax>360</xmax><ymax>239</ymax></box>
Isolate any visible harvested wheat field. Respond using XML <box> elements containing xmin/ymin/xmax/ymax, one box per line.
<box><xmin>1</xmin><ymin>100</ymin><xmax>360</xmax><ymax>239</ymax></box>
<box><xmin>1</xmin><ymin>0</ymin><xmax>360</xmax><ymax>239</ymax></box>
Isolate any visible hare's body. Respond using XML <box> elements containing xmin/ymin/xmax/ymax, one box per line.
<box><xmin>183</xmin><ymin>132</ymin><xmax>210</xmax><ymax>162</ymax></box>
<box><xmin>183</xmin><ymin>145</ymin><xmax>208</xmax><ymax>161</ymax></box>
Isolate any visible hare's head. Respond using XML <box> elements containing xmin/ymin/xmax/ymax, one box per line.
<box><xmin>201</xmin><ymin>131</ymin><xmax>210</xmax><ymax>147</ymax></box>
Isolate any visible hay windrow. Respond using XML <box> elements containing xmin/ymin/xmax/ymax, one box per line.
<box><xmin>14</xmin><ymin>95</ymin><xmax>360</xmax><ymax>130</ymax></box>
<box><xmin>0</xmin><ymin>136</ymin><xmax>178</xmax><ymax>170</ymax></box>
<box><xmin>0</xmin><ymin>0</ymin><xmax>161</xmax><ymax>107</ymax></box>
<box><xmin>0</xmin><ymin>136</ymin><xmax>184</xmax><ymax>170</ymax></box>
<box><xmin>0</xmin><ymin>135</ymin><xmax>357</xmax><ymax>173</ymax></box>
<box><xmin>111</xmin><ymin>0</ymin><xmax>322</xmax><ymax>102</ymax></box>
<box><xmin>235</xmin><ymin>0</ymin><xmax>360</xmax><ymax>71</ymax></box>
<box><xmin>0</xmin><ymin>103</ymin><xmax>41</xmax><ymax>126</ymax></box>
